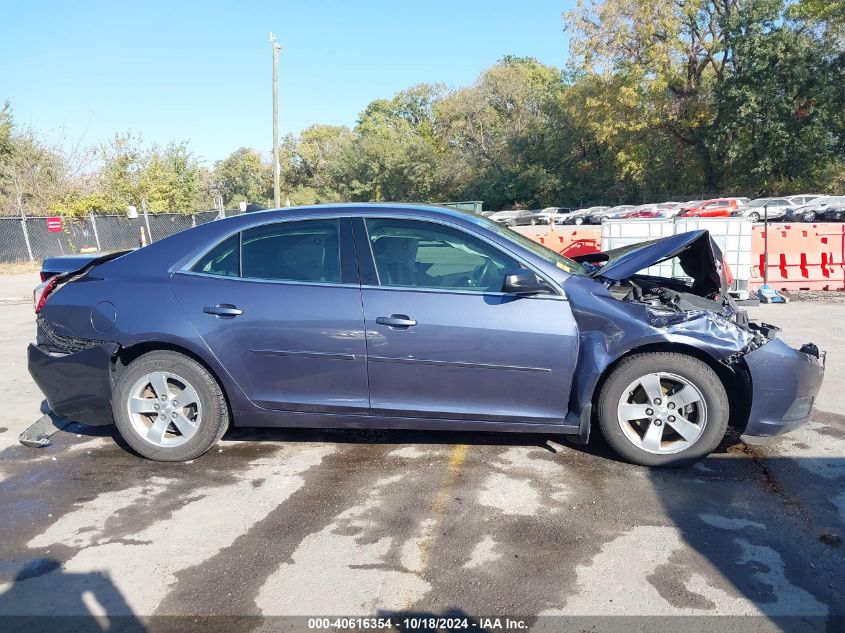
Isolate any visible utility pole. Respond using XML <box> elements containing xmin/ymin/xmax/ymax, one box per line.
<box><xmin>271</xmin><ymin>32</ymin><xmax>282</xmax><ymax>208</ymax></box>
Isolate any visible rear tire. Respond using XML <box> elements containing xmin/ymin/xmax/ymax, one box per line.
<box><xmin>113</xmin><ymin>350</ymin><xmax>229</xmax><ymax>461</ymax></box>
<box><xmin>597</xmin><ymin>352</ymin><xmax>729</xmax><ymax>467</ymax></box>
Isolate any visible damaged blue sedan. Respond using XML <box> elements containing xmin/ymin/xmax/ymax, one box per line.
<box><xmin>27</xmin><ymin>204</ymin><xmax>824</xmax><ymax>466</ymax></box>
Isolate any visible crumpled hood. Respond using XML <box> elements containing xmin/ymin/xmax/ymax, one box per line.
<box><xmin>575</xmin><ymin>230</ymin><xmax>730</xmax><ymax>298</ymax></box>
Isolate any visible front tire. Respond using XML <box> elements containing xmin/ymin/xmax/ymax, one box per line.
<box><xmin>749</xmin><ymin>212</ymin><xmax>760</xmax><ymax>222</ymax></box>
<box><xmin>597</xmin><ymin>352</ymin><xmax>729</xmax><ymax>467</ymax></box>
<box><xmin>113</xmin><ymin>350</ymin><xmax>229</xmax><ymax>461</ymax></box>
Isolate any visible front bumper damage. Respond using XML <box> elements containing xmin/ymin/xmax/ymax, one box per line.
<box><xmin>27</xmin><ymin>342</ymin><xmax>118</xmax><ymax>427</ymax></box>
<box><xmin>740</xmin><ymin>338</ymin><xmax>825</xmax><ymax>443</ymax></box>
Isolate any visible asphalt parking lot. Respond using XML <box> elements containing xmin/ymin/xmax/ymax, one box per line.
<box><xmin>0</xmin><ymin>272</ymin><xmax>843</xmax><ymax>630</ymax></box>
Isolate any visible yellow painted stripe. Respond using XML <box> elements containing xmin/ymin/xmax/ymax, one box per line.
<box><xmin>401</xmin><ymin>443</ymin><xmax>469</xmax><ymax>607</ymax></box>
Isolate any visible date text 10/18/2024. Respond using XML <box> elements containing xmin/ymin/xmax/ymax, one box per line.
<box><xmin>307</xmin><ymin>617</ymin><xmax>529</xmax><ymax>630</ymax></box>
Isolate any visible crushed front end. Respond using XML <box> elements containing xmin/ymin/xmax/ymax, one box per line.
<box><xmin>567</xmin><ymin>229</ymin><xmax>825</xmax><ymax>443</ymax></box>
<box><xmin>739</xmin><ymin>338</ymin><xmax>825</xmax><ymax>443</ymax></box>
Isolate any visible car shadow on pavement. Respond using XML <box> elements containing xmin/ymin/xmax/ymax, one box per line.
<box><xmin>645</xmin><ymin>449</ymin><xmax>844</xmax><ymax>631</ymax></box>
<box><xmin>0</xmin><ymin>558</ymin><xmax>146</xmax><ymax>633</ymax></box>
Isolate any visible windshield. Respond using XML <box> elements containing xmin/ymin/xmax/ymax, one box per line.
<box><xmin>464</xmin><ymin>214</ymin><xmax>588</xmax><ymax>276</ymax></box>
<box><xmin>746</xmin><ymin>199</ymin><xmax>771</xmax><ymax>207</ymax></box>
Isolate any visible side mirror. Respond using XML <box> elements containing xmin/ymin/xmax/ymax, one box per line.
<box><xmin>502</xmin><ymin>270</ymin><xmax>553</xmax><ymax>296</ymax></box>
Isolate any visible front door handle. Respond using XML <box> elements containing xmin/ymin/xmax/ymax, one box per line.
<box><xmin>376</xmin><ymin>314</ymin><xmax>417</xmax><ymax>328</ymax></box>
<box><xmin>203</xmin><ymin>304</ymin><xmax>243</xmax><ymax>318</ymax></box>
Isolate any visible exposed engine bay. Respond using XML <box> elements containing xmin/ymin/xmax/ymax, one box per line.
<box><xmin>607</xmin><ymin>274</ymin><xmax>728</xmax><ymax>316</ymax></box>
<box><xmin>572</xmin><ymin>230</ymin><xmax>789</xmax><ymax>357</ymax></box>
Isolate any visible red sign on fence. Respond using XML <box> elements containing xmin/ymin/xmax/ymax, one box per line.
<box><xmin>46</xmin><ymin>216</ymin><xmax>63</xmax><ymax>233</ymax></box>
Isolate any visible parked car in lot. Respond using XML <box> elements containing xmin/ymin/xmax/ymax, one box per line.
<box><xmin>822</xmin><ymin>199</ymin><xmax>845</xmax><ymax>221</ymax></box>
<box><xmin>509</xmin><ymin>209</ymin><xmax>548</xmax><ymax>226</ymax></box>
<box><xmin>783</xmin><ymin>196</ymin><xmax>843</xmax><ymax>222</ymax></box>
<box><xmin>532</xmin><ymin>207</ymin><xmax>574</xmax><ymax>225</ymax></box>
<box><xmin>613</xmin><ymin>204</ymin><xmax>659</xmax><ymax>219</ymax></box>
<box><xmin>626</xmin><ymin>203</ymin><xmax>685</xmax><ymax>219</ymax></box>
<box><xmin>488</xmin><ymin>209</ymin><xmax>536</xmax><ymax>226</ymax></box>
<box><xmin>563</xmin><ymin>206</ymin><xmax>610</xmax><ymax>225</ymax></box>
<box><xmin>28</xmin><ymin>204</ymin><xmax>824</xmax><ymax>467</ymax></box>
<box><xmin>732</xmin><ymin>198</ymin><xmax>795</xmax><ymax>222</ymax></box>
<box><xmin>585</xmin><ymin>205</ymin><xmax>636</xmax><ymax>223</ymax></box>
<box><xmin>677</xmin><ymin>198</ymin><xmax>742</xmax><ymax>218</ymax></box>
<box><xmin>513</xmin><ymin>207</ymin><xmax>574</xmax><ymax>226</ymax></box>
<box><xmin>787</xmin><ymin>194</ymin><xmax>822</xmax><ymax>206</ymax></box>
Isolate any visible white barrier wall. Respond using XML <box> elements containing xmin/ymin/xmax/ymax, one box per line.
<box><xmin>601</xmin><ymin>220</ymin><xmax>675</xmax><ymax>278</ymax></box>
<box><xmin>601</xmin><ymin>217</ymin><xmax>753</xmax><ymax>298</ymax></box>
<box><xmin>673</xmin><ymin>217</ymin><xmax>752</xmax><ymax>298</ymax></box>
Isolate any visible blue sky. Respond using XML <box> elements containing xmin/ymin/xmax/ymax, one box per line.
<box><xmin>0</xmin><ymin>0</ymin><xmax>573</xmax><ymax>165</ymax></box>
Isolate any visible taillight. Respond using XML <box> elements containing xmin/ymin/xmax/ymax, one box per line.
<box><xmin>33</xmin><ymin>277</ymin><xmax>58</xmax><ymax>313</ymax></box>
<box><xmin>39</xmin><ymin>271</ymin><xmax>52</xmax><ymax>282</ymax></box>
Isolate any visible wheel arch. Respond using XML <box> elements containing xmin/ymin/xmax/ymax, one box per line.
<box><xmin>590</xmin><ymin>341</ymin><xmax>751</xmax><ymax>431</ymax></box>
<box><xmin>112</xmin><ymin>341</ymin><xmax>235</xmax><ymax>424</ymax></box>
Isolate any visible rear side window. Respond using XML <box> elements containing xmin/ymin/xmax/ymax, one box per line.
<box><xmin>241</xmin><ymin>219</ymin><xmax>341</xmax><ymax>283</ymax></box>
<box><xmin>191</xmin><ymin>234</ymin><xmax>240</xmax><ymax>277</ymax></box>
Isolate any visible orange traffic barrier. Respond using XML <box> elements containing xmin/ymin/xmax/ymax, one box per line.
<box><xmin>514</xmin><ymin>226</ymin><xmax>602</xmax><ymax>259</ymax></box>
<box><xmin>750</xmin><ymin>223</ymin><xmax>845</xmax><ymax>291</ymax></box>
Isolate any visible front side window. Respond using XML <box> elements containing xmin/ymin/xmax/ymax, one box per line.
<box><xmin>241</xmin><ymin>219</ymin><xmax>341</xmax><ymax>283</ymax></box>
<box><xmin>365</xmin><ymin>218</ymin><xmax>521</xmax><ymax>292</ymax></box>
<box><xmin>191</xmin><ymin>233</ymin><xmax>240</xmax><ymax>277</ymax></box>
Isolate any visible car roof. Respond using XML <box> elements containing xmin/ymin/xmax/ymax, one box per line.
<box><xmin>101</xmin><ymin>202</ymin><xmax>567</xmax><ymax>280</ymax></box>
<box><xmin>239</xmin><ymin>202</ymin><xmax>475</xmax><ymax>221</ymax></box>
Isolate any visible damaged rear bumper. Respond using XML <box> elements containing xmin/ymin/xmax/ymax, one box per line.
<box><xmin>27</xmin><ymin>342</ymin><xmax>117</xmax><ymax>426</ymax></box>
<box><xmin>740</xmin><ymin>338</ymin><xmax>825</xmax><ymax>443</ymax></box>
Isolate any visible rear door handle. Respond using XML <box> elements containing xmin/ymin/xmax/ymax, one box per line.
<box><xmin>203</xmin><ymin>304</ymin><xmax>243</xmax><ymax>318</ymax></box>
<box><xmin>376</xmin><ymin>314</ymin><xmax>417</xmax><ymax>328</ymax></box>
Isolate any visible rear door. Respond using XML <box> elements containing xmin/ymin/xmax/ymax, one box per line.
<box><xmin>354</xmin><ymin>216</ymin><xmax>578</xmax><ymax>424</ymax></box>
<box><xmin>171</xmin><ymin>217</ymin><xmax>369</xmax><ymax>414</ymax></box>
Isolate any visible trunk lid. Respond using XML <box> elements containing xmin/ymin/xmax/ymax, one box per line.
<box><xmin>40</xmin><ymin>250</ymin><xmax>133</xmax><ymax>281</ymax></box>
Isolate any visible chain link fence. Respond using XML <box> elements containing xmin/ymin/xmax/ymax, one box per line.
<box><xmin>0</xmin><ymin>210</ymin><xmax>243</xmax><ymax>263</ymax></box>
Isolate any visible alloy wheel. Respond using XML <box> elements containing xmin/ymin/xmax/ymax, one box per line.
<box><xmin>616</xmin><ymin>372</ymin><xmax>707</xmax><ymax>455</ymax></box>
<box><xmin>126</xmin><ymin>371</ymin><xmax>203</xmax><ymax>447</ymax></box>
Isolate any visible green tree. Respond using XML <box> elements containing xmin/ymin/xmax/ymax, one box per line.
<box><xmin>98</xmin><ymin>134</ymin><xmax>144</xmax><ymax>209</ymax></box>
<box><xmin>345</xmin><ymin>84</ymin><xmax>443</xmax><ymax>202</ymax></box>
<box><xmin>214</xmin><ymin>147</ymin><xmax>272</xmax><ymax>207</ymax></box>
<box><xmin>139</xmin><ymin>142</ymin><xmax>209</xmax><ymax>212</ymax></box>
<box><xmin>435</xmin><ymin>57</ymin><xmax>565</xmax><ymax>208</ymax></box>
<box><xmin>713</xmin><ymin>0</ymin><xmax>845</xmax><ymax>193</ymax></box>
<box><xmin>280</xmin><ymin>124</ymin><xmax>355</xmax><ymax>202</ymax></box>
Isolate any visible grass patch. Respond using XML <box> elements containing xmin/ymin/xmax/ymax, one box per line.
<box><xmin>0</xmin><ymin>261</ymin><xmax>41</xmax><ymax>275</ymax></box>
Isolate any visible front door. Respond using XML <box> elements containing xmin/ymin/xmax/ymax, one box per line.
<box><xmin>356</xmin><ymin>217</ymin><xmax>578</xmax><ymax>424</ymax></box>
<box><xmin>171</xmin><ymin>217</ymin><xmax>369</xmax><ymax>414</ymax></box>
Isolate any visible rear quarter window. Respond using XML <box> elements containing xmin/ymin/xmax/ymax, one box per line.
<box><xmin>190</xmin><ymin>234</ymin><xmax>240</xmax><ymax>277</ymax></box>
<box><xmin>241</xmin><ymin>219</ymin><xmax>341</xmax><ymax>283</ymax></box>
